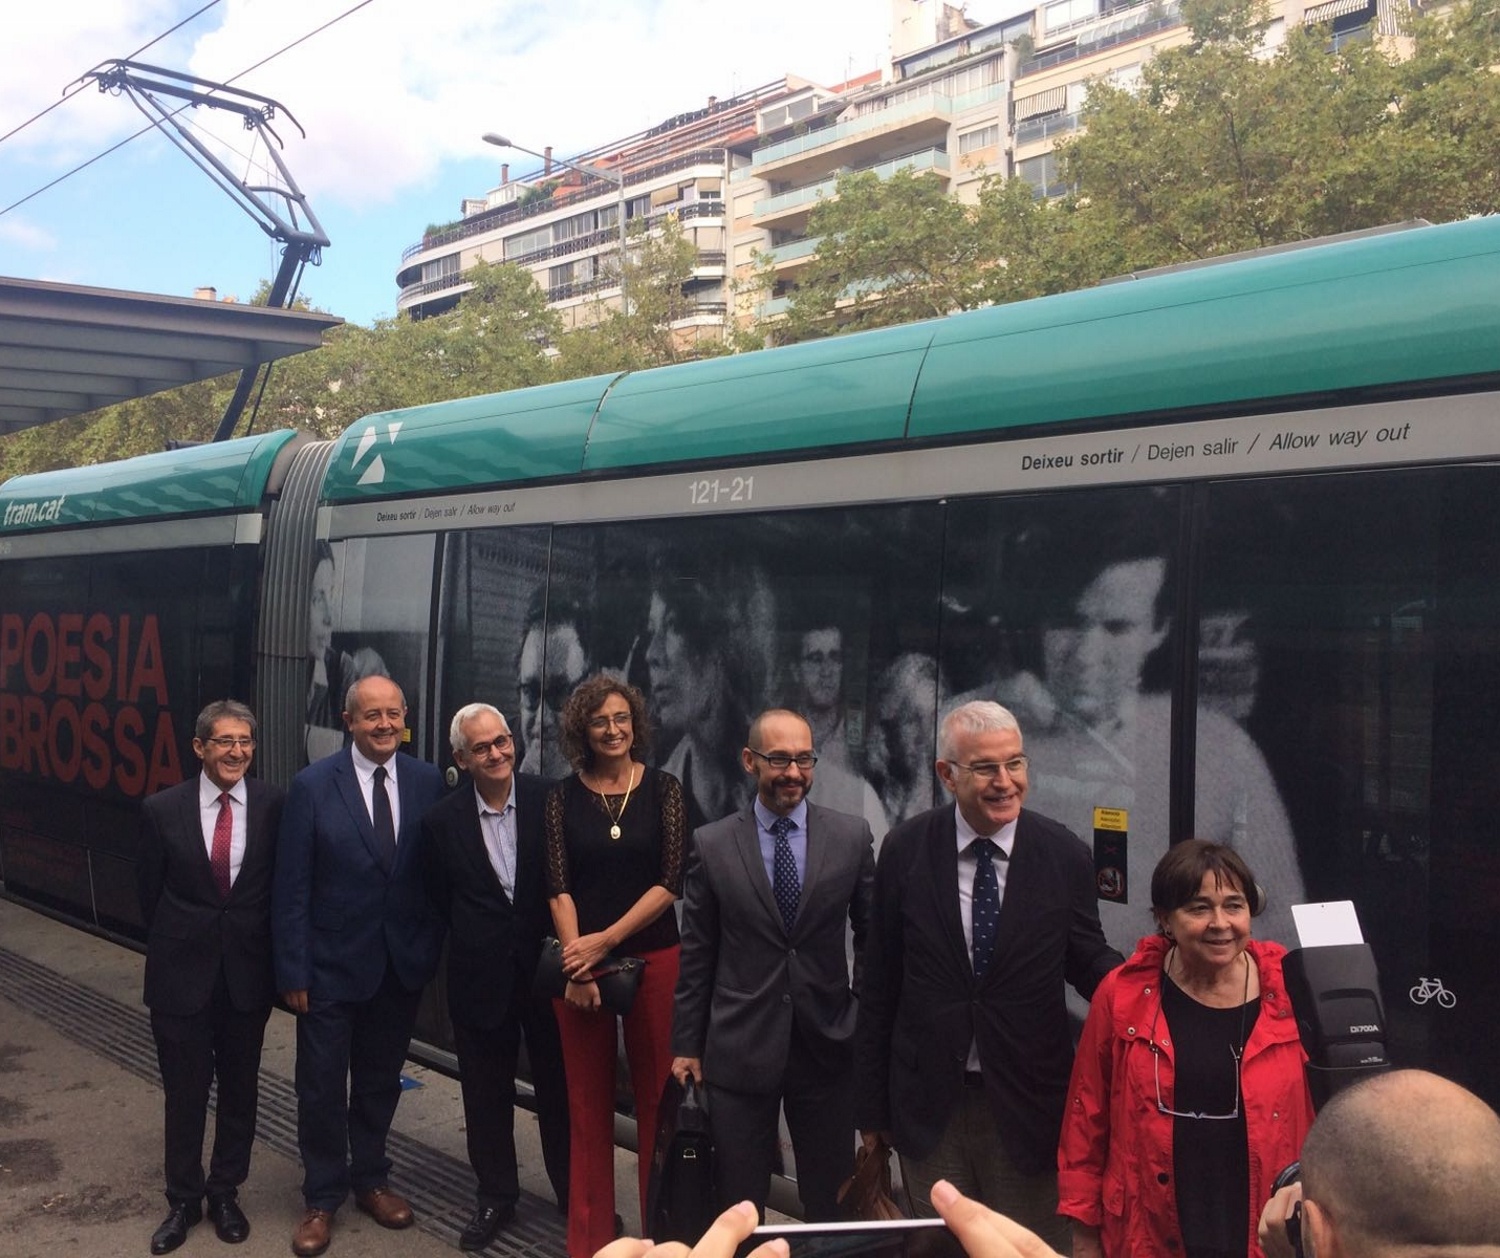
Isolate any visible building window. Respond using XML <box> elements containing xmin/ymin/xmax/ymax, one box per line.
<box><xmin>1018</xmin><ymin>150</ymin><xmax>1069</xmax><ymax>197</ymax></box>
<box><xmin>959</xmin><ymin>124</ymin><xmax>1001</xmax><ymax>155</ymax></box>
<box><xmin>422</xmin><ymin>253</ymin><xmax>459</xmax><ymax>284</ymax></box>
<box><xmin>505</xmin><ymin>225</ymin><xmax>552</xmax><ymax>260</ymax></box>
<box><xmin>1044</xmin><ymin>0</ymin><xmax>1098</xmax><ymax>30</ymax></box>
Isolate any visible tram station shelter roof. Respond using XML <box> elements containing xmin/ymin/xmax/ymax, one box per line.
<box><xmin>0</xmin><ymin>275</ymin><xmax>341</xmax><ymax>435</ymax></box>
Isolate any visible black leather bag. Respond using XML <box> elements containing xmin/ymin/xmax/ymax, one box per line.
<box><xmin>534</xmin><ymin>936</ymin><xmax>645</xmax><ymax>1015</ymax></box>
<box><xmin>646</xmin><ymin>1075</ymin><xmax>716</xmax><ymax>1244</ymax></box>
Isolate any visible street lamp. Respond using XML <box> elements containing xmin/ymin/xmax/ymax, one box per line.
<box><xmin>482</xmin><ymin>132</ymin><xmax>629</xmax><ymax>315</ymax></box>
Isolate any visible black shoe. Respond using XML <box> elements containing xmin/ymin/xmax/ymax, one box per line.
<box><xmin>150</xmin><ymin>1202</ymin><xmax>202</xmax><ymax>1255</ymax></box>
<box><xmin>207</xmin><ymin>1195</ymin><xmax>250</xmax><ymax>1244</ymax></box>
<box><xmin>458</xmin><ymin>1201</ymin><xmax>515</xmax><ymax>1251</ymax></box>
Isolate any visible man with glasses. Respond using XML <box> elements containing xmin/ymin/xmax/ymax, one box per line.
<box><xmin>419</xmin><ymin>703</ymin><xmax>569</xmax><ymax>1250</ymax></box>
<box><xmin>670</xmin><ymin>708</ymin><xmax>875</xmax><ymax>1220</ymax></box>
<box><xmin>138</xmin><ymin>700</ymin><xmax>285</xmax><ymax>1253</ymax></box>
<box><xmin>855</xmin><ymin>700</ymin><xmax>1121</xmax><ymax>1250</ymax></box>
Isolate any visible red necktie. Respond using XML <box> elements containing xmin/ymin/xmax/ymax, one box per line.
<box><xmin>211</xmin><ymin>792</ymin><xmax>233</xmax><ymax>899</ymax></box>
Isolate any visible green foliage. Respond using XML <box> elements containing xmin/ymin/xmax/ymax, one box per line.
<box><xmin>11</xmin><ymin>1</ymin><xmax>1500</xmax><ymax>477</ymax></box>
<box><xmin>773</xmin><ymin>168</ymin><xmax>991</xmax><ymax>341</ymax></box>
<box><xmin>254</xmin><ymin>261</ymin><xmax>561</xmax><ymax>434</ymax></box>
<box><xmin>768</xmin><ymin>0</ymin><xmax>1500</xmax><ymax>340</ymax></box>
<box><xmin>554</xmin><ymin>214</ymin><xmax>728</xmax><ymax>376</ymax></box>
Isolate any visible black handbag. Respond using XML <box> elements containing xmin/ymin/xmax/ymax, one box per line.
<box><xmin>646</xmin><ymin>1075</ymin><xmax>716</xmax><ymax>1244</ymax></box>
<box><xmin>534</xmin><ymin>936</ymin><xmax>645</xmax><ymax>1015</ymax></box>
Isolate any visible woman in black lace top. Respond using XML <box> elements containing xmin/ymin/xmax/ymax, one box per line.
<box><xmin>545</xmin><ymin>674</ymin><xmax>685</xmax><ymax>1258</ymax></box>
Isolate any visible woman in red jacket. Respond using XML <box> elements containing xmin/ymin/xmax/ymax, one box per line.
<box><xmin>1058</xmin><ymin>840</ymin><xmax>1314</xmax><ymax>1258</ymax></box>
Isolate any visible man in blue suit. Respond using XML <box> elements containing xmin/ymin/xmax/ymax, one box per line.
<box><xmin>273</xmin><ymin>674</ymin><xmax>445</xmax><ymax>1257</ymax></box>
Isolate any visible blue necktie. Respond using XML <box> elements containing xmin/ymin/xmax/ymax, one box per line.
<box><xmin>771</xmin><ymin>815</ymin><xmax>800</xmax><ymax>934</ymax></box>
<box><xmin>970</xmin><ymin>838</ymin><xmax>1003</xmax><ymax>979</ymax></box>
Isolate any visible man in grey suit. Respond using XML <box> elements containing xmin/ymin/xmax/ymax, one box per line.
<box><xmin>671</xmin><ymin>708</ymin><xmax>875</xmax><ymax>1220</ymax></box>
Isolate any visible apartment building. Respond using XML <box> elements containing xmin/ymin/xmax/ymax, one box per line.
<box><xmin>397</xmin><ymin>0</ymin><xmax>1394</xmax><ymax>335</ymax></box>
<box><xmin>395</xmin><ymin>81</ymin><xmax>799</xmax><ymax>335</ymax></box>
<box><xmin>728</xmin><ymin>0</ymin><xmax>1392</xmax><ymax>324</ymax></box>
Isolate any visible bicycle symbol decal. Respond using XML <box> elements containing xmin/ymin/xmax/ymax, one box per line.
<box><xmin>1409</xmin><ymin>977</ymin><xmax>1456</xmax><ymax>1008</ymax></box>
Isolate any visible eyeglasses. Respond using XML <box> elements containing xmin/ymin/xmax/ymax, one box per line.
<box><xmin>950</xmin><ymin>756</ymin><xmax>1028</xmax><ymax>781</ymax></box>
<box><xmin>467</xmin><ymin>735</ymin><xmax>513</xmax><ymax>759</ymax></box>
<box><xmin>749</xmin><ymin>749</ymin><xmax>818</xmax><ymax>771</ymax></box>
<box><xmin>587</xmin><ymin>713</ymin><xmax>633</xmax><ymax>732</ymax></box>
<box><xmin>1153</xmin><ymin>1043</ymin><xmax>1243</xmax><ymax>1120</ymax></box>
<box><xmin>204</xmin><ymin>736</ymin><xmax>256</xmax><ymax>750</ymax></box>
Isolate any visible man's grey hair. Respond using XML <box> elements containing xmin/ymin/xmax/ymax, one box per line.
<box><xmin>195</xmin><ymin>699</ymin><xmax>257</xmax><ymax>742</ymax></box>
<box><xmin>937</xmin><ymin>700</ymin><xmax>1021</xmax><ymax>762</ymax></box>
<box><xmin>449</xmin><ymin>703</ymin><xmax>509</xmax><ymax>754</ymax></box>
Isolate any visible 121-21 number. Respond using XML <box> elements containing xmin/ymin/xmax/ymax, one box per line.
<box><xmin>688</xmin><ymin>476</ymin><xmax>754</xmax><ymax>507</ymax></box>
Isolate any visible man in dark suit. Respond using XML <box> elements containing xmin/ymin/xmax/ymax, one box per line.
<box><xmin>671</xmin><ymin>708</ymin><xmax>875</xmax><ymax>1220</ymax></box>
<box><xmin>421</xmin><ymin>702</ymin><xmax>569</xmax><ymax>1250</ymax></box>
<box><xmin>138</xmin><ymin>699</ymin><xmax>284</xmax><ymax>1254</ymax></box>
<box><xmin>273</xmin><ymin>674</ymin><xmax>445</xmax><ymax>1257</ymax></box>
<box><xmin>855</xmin><ymin>700</ymin><xmax>1121</xmax><ymax>1251</ymax></box>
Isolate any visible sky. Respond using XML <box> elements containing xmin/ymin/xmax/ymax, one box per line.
<box><xmin>0</xmin><ymin>0</ymin><xmax>919</xmax><ymax>328</ymax></box>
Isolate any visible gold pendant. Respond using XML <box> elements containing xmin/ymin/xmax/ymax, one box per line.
<box><xmin>610</xmin><ymin>824</ymin><xmax>621</xmax><ymax>841</ymax></box>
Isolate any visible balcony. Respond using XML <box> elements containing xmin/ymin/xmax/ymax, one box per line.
<box><xmin>751</xmin><ymin>93</ymin><xmax>959</xmax><ymax>183</ymax></box>
<box><xmin>1014</xmin><ymin>111</ymin><xmax>1081</xmax><ymax>146</ymax></box>
<box><xmin>752</xmin><ymin>148</ymin><xmax>951</xmax><ymax>230</ymax></box>
<box><xmin>762</xmin><ymin>237</ymin><xmax>821</xmax><ymax>269</ymax></box>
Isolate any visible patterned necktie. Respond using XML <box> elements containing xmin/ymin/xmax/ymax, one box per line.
<box><xmin>771</xmin><ymin>815</ymin><xmax>800</xmax><ymax>934</ymax></box>
<box><xmin>372</xmin><ymin>764</ymin><xmax>397</xmax><ymax>871</ymax></box>
<box><xmin>969</xmin><ymin>837</ymin><xmax>1005</xmax><ymax>979</ymax></box>
<box><xmin>210</xmin><ymin>792</ymin><xmax>233</xmax><ymax>899</ymax></box>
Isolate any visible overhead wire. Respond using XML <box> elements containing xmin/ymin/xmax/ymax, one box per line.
<box><xmin>0</xmin><ymin>0</ymin><xmax>377</xmax><ymax>220</ymax></box>
<box><xmin>0</xmin><ymin>0</ymin><xmax>223</xmax><ymax>149</ymax></box>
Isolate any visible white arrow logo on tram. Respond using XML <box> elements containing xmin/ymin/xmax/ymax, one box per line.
<box><xmin>352</xmin><ymin>421</ymin><xmax>404</xmax><ymax>486</ymax></box>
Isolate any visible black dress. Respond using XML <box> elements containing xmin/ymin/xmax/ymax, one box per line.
<box><xmin>1162</xmin><ymin>973</ymin><xmax>1262</xmax><ymax>1258</ymax></box>
<box><xmin>543</xmin><ymin>766</ymin><xmax>686</xmax><ymax>954</ymax></box>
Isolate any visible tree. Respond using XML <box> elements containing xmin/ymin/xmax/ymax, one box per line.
<box><xmin>254</xmin><ymin>261</ymin><xmax>560</xmax><ymax>435</ymax></box>
<box><xmin>554</xmin><ymin>214</ymin><xmax>727</xmax><ymax>376</ymax></box>
<box><xmin>770</xmin><ymin>168</ymin><xmax>991</xmax><ymax>341</ymax></box>
<box><xmin>1057</xmin><ymin>0</ymin><xmax>1500</xmax><ymax>265</ymax></box>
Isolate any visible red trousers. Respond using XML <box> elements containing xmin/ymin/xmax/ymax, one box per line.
<box><xmin>554</xmin><ymin>943</ymin><xmax>680</xmax><ymax>1258</ymax></box>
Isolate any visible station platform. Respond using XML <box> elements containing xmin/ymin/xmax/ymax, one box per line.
<box><xmin>0</xmin><ymin>897</ymin><xmax>613</xmax><ymax>1258</ymax></box>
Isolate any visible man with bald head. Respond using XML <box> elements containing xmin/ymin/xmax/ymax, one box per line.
<box><xmin>274</xmin><ymin>674</ymin><xmax>446</xmax><ymax>1256</ymax></box>
<box><xmin>1260</xmin><ymin>1069</ymin><xmax>1500</xmax><ymax>1258</ymax></box>
<box><xmin>670</xmin><ymin>708</ymin><xmax>875</xmax><ymax>1220</ymax></box>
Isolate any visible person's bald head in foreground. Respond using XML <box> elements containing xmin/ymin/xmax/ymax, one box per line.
<box><xmin>1298</xmin><ymin>1069</ymin><xmax>1500</xmax><ymax>1257</ymax></box>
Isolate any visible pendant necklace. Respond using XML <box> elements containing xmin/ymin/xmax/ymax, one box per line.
<box><xmin>596</xmin><ymin>763</ymin><xmax>637</xmax><ymax>840</ymax></box>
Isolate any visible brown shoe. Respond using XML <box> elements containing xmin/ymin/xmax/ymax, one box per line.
<box><xmin>354</xmin><ymin>1187</ymin><xmax>413</xmax><ymax>1230</ymax></box>
<box><xmin>291</xmin><ymin>1208</ymin><xmax>333</xmax><ymax>1257</ymax></box>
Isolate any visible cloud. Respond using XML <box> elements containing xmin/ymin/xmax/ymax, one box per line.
<box><xmin>0</xmin><ymin>215</ymin><xmax>57</xmax><ymax>251</ymax></box>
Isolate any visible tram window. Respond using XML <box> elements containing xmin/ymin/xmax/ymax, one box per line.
<box><xmin>305</xmin><ymin>535</ymin><xmax>435</xmax><ymax>764</ymax></box>
<box><xmin>939</xmin><ymin>487</ymin><xmax>1192</xmax><ymax>956</ymax></box>
<box><xmin>433</xmin><ymin>506</ymin><xmax>944</xmax><ymax>847</ymax></box>
<box><xmin>1198</xmin><ymin>469</ymin><xmax>1444</xmax><ymax>1072</ymax></box>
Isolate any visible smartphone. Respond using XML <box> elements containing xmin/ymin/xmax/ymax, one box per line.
<box><xmin>749</xmin><ymin>1217</ymin><xmax>953</xmax><ymax>1257</ymax></box>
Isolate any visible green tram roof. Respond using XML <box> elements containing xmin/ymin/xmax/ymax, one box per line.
<box><xmin>319</xmin><ymin>215</ymin><xmax>1500</xmax><ymax>504</ymax></box>
<box><xmin>0</xmin><ymin>430</ymin><xmax>302</xmax><ymax>530</ymax></box>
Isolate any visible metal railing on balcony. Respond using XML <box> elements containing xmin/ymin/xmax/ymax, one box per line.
<box><xmin>752</xmin><ymin>95</ymin><xmax>957</xmax><ymax>169</ymax></box>
<box><xmin>1014</xmin><ymin>111</ymin><xmax>1082</xmax><ymax>145</ymax></box>
<box><xmin>753</xmin><ymin>148</ymin><xmax>950</xmax><ymax>219</ymax></box>
<box><xmin>402</xmin><ymin>235</ymin><xmax>727</xmax><ymax>311</ymax></box>
<box><xmin>762</xmin><ymin>237</ymin><xmax>822</xmax><ymax>267</ymax></box>
<box><xmin>401</xmin><ymin>148</ymin><xmax>730</xmax><ymax>261</ymax></box>
<box><xmin>1020</xmin><ymin>2</ymin><xmax>1181</xmax><ymax>75</ymax></box>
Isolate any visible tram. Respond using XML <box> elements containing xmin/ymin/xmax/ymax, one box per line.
<box><xmin>4</xmin><ymin>215</ymin><xmax>1500</xmax><ymax>1106</ymax></box>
